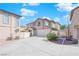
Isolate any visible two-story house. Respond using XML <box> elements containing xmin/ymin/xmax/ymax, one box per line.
<box><xmin>26</xmin><ymin>18</ymin><xmax>60</xmax><ymax>37</ymax></box>
<box><xmin>0</xmin><ymin>9</ymin><xmax>21</xmax><ymax>41</ymax></box>
<box><xmin>70</xmin><ymin>6</ymin><xmax>79</xmax><ymax>40</ymax></box>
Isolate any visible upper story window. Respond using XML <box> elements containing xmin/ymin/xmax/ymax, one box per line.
<box><xmin>38</xmin><ymin>21</ymin><xmax>41</xmax><ymax>26</ymax></box>
<box><xmin>3</xmin><ymin>14</ymin><xmax>9</xmax><ymax>24</ymax></box>
<box><xmin>16</xmin><ymin>17</ymin><xmax>19</xmax><ymax>27</ymax></box>
<box><xmin>44</xmin><ymin>21</ymin><xmax>49</xmax><ymax>26</ymax></box>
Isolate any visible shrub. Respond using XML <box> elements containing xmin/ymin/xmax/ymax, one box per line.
<box><xmin>47</xmin><ymin>33</ymin><xmax>58</xmax><ymax>41</ymax></box>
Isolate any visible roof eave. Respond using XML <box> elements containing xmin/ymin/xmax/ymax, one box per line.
<box><xmin>0</xmin><ymin>9</ymin><xmax>21</xmax><ymax>17</ymax></box>
<box><xmin>70</xmin><ymin>6</ymin><xmax>79</xmax><ymax>21</ymax></box>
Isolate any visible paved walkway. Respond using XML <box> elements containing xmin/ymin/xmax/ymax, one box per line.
<box><xmin>0</xmin><ymin>37</ymin><xmax>79</xmax><ymax>56</ymax></box>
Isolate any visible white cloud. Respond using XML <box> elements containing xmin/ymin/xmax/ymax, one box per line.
<box><xmin>53</xmin><ymin>15</ymin><xmax>70</xmax><ymax>25</ymax></box>
<box><xmin>23</xmin><ymin>3</ymin><xmax>27</xmax><ymax>7</ymax></box>
<box><xmin>22</xmin><ymin>3</ymin><xmax>40</xmax><ymax>7</ymax></box>
<box><xmin>42</xmin><ymin>17</ymin><xmax>51</xmax><ymax>20</ymax></box>
<box><xmin>63</xmin><ymin>15</ymin><xmax>70</xmax><ymax>20</ymax></box>
<box><xmin>20</xmin><ymin>17</ymin><xmax>25</xmax><ymax>20</ymax></box>
<box><xmin>54</xmin><ymin>17</ymin><xmax>60</xmax><ymax>22</ymax></box>
<box><xmin>56</xmin><ymin>3</ymin><xmax>79</xmax><ymax>12</ymax></box>
<box><xmin>20</xmin><ymin>8</ymin><xmax>37</xmax><ymax>16</ymax></box>
<box><xmin>28</xmin><ymin>3</ymin><xmax>40</xmax><ymax>6</ymax></box>
<box><xmin>63</xmin><ymin>15</ymin><xmax>70</xmax><ymax>24</ymax></box>
<box><xmin>43</xmin><ymin>17</ymin><xmax>60</xmax><ymax>22</ymax></box>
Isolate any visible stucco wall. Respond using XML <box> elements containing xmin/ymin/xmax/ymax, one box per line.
<box><xmin>18</xmin><ymin>32</ymin><xmax>30</xmax><ymax>39</ymax></box>
<box><xmin>50</xmin><ymin>22</ymin><xmax>55</xmax><ymax>28</ymax></box>
<box><xmin>59</xmin><ymin>30</ymin><xmax>67</xmax><ymax>37</ymax></box>
<box><xmin>0</xmin><ymin>11</ymin><xmax>20</xmax><ymax>40</ymax></box>
<box><xmin>11</xmin><ymin>16</ymin><xmax>19</xmax><ymax>38</ymax></box>
<box><xmin>70</xmin><ymin>8</ymin><xmax>79</xmax><ymax>39</ymax></box>
<box><xmin>0</xmin><ymin>27</ymin><xmax>10</xmax><ymax>40</ymax></box>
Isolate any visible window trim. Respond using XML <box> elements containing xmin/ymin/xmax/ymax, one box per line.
<box><xmin>3</xmin><ymin>14</ymin><xmax>10</xmax><ymax>24</ymax></box>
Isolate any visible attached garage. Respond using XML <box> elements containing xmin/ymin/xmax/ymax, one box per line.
<box><xmin>36</xmin><ymin>29</ymin><xmax>51</xmax><ymax>37</ymax></box>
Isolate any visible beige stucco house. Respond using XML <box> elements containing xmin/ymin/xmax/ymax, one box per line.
<box><xmin>70</xmin><ymin>6</ymin><xmax>79</xmax><ymax>40</ymax></box>
<box><xmin>59</xmin><ymin>28</ymin><xmax>69</xmax><ymax>37</ymax></box>
<box><xmin>0</xmin><ymin>9</ymin><xmax>21</xmax><ymax>41</ymax></box>
<box><xmin>26</xmin><ymin>18</ymin><xmax>60</xmax><ymax>37</ymax></box>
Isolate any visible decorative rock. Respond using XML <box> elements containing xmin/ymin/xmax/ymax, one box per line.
<box><xmin>72</xmin><ymin>39</ymin><xmax>78</xmax><ymax>44</ymax></box>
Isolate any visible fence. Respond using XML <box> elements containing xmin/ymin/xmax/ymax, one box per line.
<box><xmin>19</xmin><ymin>32</ymin><xmax>30</xmax><ymax>39</ymax></box>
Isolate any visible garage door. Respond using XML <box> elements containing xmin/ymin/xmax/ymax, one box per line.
<box><xmin>37</xmin><ymin>29</ymin><xmax>50</xmax><ymax>37</ymax></box>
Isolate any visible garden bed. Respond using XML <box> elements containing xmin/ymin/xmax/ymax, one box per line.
<box><xmin>47</xmin><ymin>33</ymin><xmax>78</xmax><ymax>45</ymax></box>
<box><xmin>53</xmin><ymin>38</ymin><xmax>78</xmax><ymax>45</ymax></box>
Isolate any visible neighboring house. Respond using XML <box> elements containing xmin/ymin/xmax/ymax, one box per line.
<box><xmin>59</xmin><ymin>28</ymin><xmax>68</xmax><ymax>37</ymax></box>
<box><xmin>26</xmin><ymin>18</ymin><xmax>60</xmax><ymax>37</ymax></box>
<box><xmin>19</xmin><ymin>26</ymin><xmax>26</xmax><ymax>32</ymax></box>
<box><xmin>0</xmin><ymin>9</ymin><xmax>21</xmax><ymax>41</ymax></box>
<box><xmin>70</xmin><ymin>6</ymin><xmax>79</xmax><ymax>40</ymax></box>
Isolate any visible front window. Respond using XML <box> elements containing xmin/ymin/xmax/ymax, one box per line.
<box><xmin>3</xmin><ymin>14</ymin><xmax>9</xmax><ymax>24</ymax></box>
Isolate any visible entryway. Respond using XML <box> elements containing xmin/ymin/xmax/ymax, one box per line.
<box><xmin>28</xmin><ymin>30</ymin><xmax>33</xmax><ymax>37</ymax></box>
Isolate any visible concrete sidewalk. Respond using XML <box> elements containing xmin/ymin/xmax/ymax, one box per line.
<box><xmin>0</xmin><ymin>37</ymin><xmax>79</xmax><ymax>56</ymax></box>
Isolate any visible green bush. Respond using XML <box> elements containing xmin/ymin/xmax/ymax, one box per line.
<box><xmin>47</xmin><ymin>33</ymin><xmax>58</xmax><ymax>41</ymax></box>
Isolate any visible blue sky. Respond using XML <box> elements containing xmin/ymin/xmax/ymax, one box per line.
<box><xmin>0</xmin><ymin>3</ymin><xmax>79</xmax><ymax>26</ymax></box>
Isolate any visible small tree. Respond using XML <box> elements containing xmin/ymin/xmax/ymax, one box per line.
<box><xmin>60</xmin><ymin>25</ymin><xmax>67</xmax><ymax>30</ymax></box>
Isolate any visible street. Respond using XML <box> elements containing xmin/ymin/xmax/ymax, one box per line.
<box><xmin>0</xmin><ymin>37</ymin><xmax>79</xmax><ymax>56</ymax></box>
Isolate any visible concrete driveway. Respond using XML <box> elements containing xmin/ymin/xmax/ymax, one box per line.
<box><xmin>0</xmin><ymin>37</ymin><xmax>79</xmax><ymax>56</ymax></box>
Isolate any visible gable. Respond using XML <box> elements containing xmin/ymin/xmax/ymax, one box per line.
<box><xmin>70</xmin><ymin>6</ymin><xmax>79</xmax><ymax>21</ymax></box>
